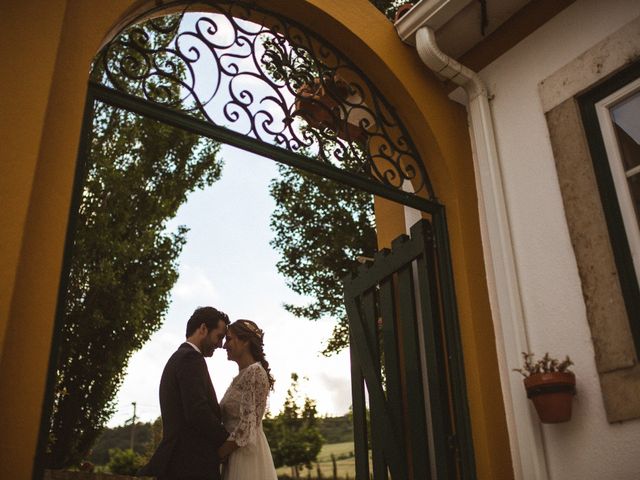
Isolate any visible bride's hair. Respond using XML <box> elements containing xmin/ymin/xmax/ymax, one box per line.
<box><xmin>229</xmin><ymin>319</ymin><xmax>275</xmax><ymax>390</ymax></box>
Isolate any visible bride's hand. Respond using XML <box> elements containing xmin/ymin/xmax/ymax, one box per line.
<box><xmin>218</xmin><ymin>440</ymin><xmax>238</xmax><ymax>461</ymax></box>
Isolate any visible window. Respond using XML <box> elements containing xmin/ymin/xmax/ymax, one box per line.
<box><xmin>543</xmin><ymin>33</ymin><xmax>640</xmax><ymax>422</ymax></box>
<box><xmin>596</xmin><ymin>79</ymin><xmax>640</xmax><ymax>286</ymax></box>
<box><xmin>579</xmin><ymin>62</ymin><xmax>640</xmax><ymax>354</ymax></box>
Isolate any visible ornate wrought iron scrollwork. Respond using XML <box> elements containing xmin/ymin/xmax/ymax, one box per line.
<box><xmin>92</xmin><ymin>0</ymin><xmax>434</xmax><ymax>199</ymax></box>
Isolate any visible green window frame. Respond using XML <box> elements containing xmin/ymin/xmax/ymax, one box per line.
<box><xmin>579</xmin><ymin>60</ymin><xmax>640</xmax><ymax>355</ymax></box>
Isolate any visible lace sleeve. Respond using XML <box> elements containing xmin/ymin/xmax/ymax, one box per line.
<box><xmin>228</xmin><ymin>364</ymin><xmax>270</xmax><ymax>447</ymax></box>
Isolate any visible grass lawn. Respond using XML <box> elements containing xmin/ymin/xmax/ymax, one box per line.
<box><xmin>276</xmin><ymin>441</ymin><xmax>369</xmax><ymax>479</ymax></box>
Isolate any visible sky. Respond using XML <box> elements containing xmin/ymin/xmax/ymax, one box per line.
<box><xmin>108</xmin><ymin>144</ymin><xmax>353</xmax><ymax>427</ymax></box>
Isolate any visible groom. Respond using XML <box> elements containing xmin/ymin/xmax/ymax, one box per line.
<box><xmin>140</xmin><ymin>307</ymin><xmax>230</xmax><ymax>480</ymax></box>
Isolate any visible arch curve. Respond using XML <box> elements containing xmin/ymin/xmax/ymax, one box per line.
<box><xmin>91</xmin><ymin>0</ymin><xmax>439</xmax><ymax>208</ymax></box>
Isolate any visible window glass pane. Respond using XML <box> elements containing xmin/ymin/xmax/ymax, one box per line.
<box><xmin>628</xmin><ymin>172</ymin><xmax>640</xmax><ymax>225</ymax></box>
<box><xmin>611</xmin><ymin>91</ymin><xmax>640</xmax><ymax>171</ymax></box>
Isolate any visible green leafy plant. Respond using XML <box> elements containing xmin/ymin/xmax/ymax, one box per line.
<box><xmin>513</xmin><ymin>352</ymin><xmax>574</xmax><ymax>378</ymax></box>
<box><xmin>107</xmin><ymin>448</ymin><xmax>145</xmax><ymax>475</ymax></box>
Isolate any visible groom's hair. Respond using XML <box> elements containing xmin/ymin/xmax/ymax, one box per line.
<box><xmin>185</xmin><ymin>306</ymin><xmax>230</xmax><ymax>337</ymax></box>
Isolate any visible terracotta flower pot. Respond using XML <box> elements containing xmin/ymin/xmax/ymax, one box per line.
<box><xmin>294</xmin><ymin>74</ymin><xmax>366</xmax><ymax>143</ymax></box>
<box><xmin>394</xmin><ymin>3</ymin><xmax>415</xmax><ymax>23</ymax></box>
<box><xmin>524</xmin><ymin>372</ymin><xmax>576</xmax><ymax>423</ymax></box>
<box><xmin>295</xmin><ymin>75</ymin><xmax>348</xmax><ymax>128</ymax></box>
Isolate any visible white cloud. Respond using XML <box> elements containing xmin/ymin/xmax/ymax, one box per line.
<box><xmin>172</xmin><ymin>264</ymin><xmax>220</xmax><ymax>303</ymax></box>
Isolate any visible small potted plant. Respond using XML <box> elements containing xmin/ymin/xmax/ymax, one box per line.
<box><xmin>394</xmin><ymin>3</ymin><xmax>415</xmax><ymax>23</ymax></box>
<box><xmin>514</xmin><ymin>352</ymin><xmax>576</xmax><ymax>423</ymax></box>
<box><xmin>295</xmin><ymin>73</ymin><xmax>349</xmax><ymax>129</ymax></box>
<box><xmin>294</xmin><ymin>73</ymin><xmax>367</xmax><ymax>143</ymax></box>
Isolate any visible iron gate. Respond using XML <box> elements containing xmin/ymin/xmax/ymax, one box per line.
<box><xmin>36</xmin><ymin>3</ymin><xmax>477</xmax><ymax>479</ymax></box>
<box><xmin>345</xmin><ymin>219</ymin><xmax>475</xmax><ymax>480</ymax></box>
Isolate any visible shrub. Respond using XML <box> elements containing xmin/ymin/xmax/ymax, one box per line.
<box><xmin>107</xmin><ymin>448</ymin><xmax>145</xmax><ymax>475</ymax></box>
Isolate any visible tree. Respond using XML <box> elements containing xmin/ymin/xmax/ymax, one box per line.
<box><xmin>145</xmin><ymin>416</ymin><xmax>163</xmax><ymax>458</ymax></box>
<box><xmin>47</xmin><ymin>101</ymin><xmax>222</xmax><ymax>469</ymax></box>
<box><xmin>267</xmin><ymin>0</ymin><xmax>405</xmax><ymax>355</ymax></box>
<box><xmin>269</xmin><ymin>166</ymin><xmax>376</xmax><ymax>355</ymax></box>
<box><xmin>46</xmin><ymin>16</ymin><xmax>223</xmax><ymax>468</ymax></box>
<box><xmin>264</xmin><ymin>374</ymin><xmax>324</xmax><ymax>478</ymax></box>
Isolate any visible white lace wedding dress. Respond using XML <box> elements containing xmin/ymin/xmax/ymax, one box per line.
<box><xmin>220</xmin><ymin>362</ymin><xmax>278</xmax><ymax>480</ymax></box>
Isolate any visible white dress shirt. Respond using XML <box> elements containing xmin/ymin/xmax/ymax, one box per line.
<box><xmin>186</xmin><ymin>341</ymin><xmax>202</xmax><ymax>355</ymax></box>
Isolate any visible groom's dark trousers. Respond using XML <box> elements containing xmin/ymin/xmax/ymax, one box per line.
<box><xmin>139</xmin><ymin>343</ymin><xmax>229</xmax><ymax>480</ymax></box>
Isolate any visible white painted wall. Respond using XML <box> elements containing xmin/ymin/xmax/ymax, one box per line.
<box><xmin>477</xmin><ymin>1</ymin><xmax>640</xmax><ymax>478</ymax></box>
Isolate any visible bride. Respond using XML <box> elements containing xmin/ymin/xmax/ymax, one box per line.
<box><xmin>217</xmin><ymin>319</ymin><xmax>278</xmax><ymax>480</ymax></box>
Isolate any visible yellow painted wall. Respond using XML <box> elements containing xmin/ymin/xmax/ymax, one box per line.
<box><xmin>0</xmin><ymin>1</ymin><xmax>134</xmax><ymax>476</ymax></box>
<box><xmin>0</xmin><ymin>1</ymin><xmax>512</xmax><ymax>478</ymax></box>
<box><xmin>0</xmin><ymin>0</ymin><xmax>67</xmax><ymax>362</ymax></box>
<box><xmin>373</xmin><ymin>197</ymin><xmax>407</xmax><ymax>250</ymax></box>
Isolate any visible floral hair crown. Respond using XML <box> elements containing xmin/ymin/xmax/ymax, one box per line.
<box><xmin>238</xmin><ymin>319</ymin><xmax>264</xmax><ymax>340</ymax></box>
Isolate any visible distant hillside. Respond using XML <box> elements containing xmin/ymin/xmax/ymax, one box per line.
<box><xmin>316</xmin><ymin>414</ymin><xmax>353</xmax><ymax>444</ymax></box>
<box><xmin>88</xmin><ymin>422</ymin><xmax>155</xmax><ymax>465</ymax></box>
<box><xmin>88</xmin><ymin>414</ymin><xmax>353</xmax><ymax>465</ymax></box>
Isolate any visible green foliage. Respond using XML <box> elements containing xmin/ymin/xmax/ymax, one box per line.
<box><xmin>87</xmin><ymin>418</ymin><xmax>161</xmax><ymax>465</ymax></box>
<box><xmin>145</xmin><ymin>416</ymin><xmax>163</xmax><ymax>457</ymax></box>
<box><xmin>513</xmin><ymin>352</ymin><xmax>574</xmax><ymax>378</ymax></box>
<box><xmin>264</xmin><ymin>374</ymin><xmax>324</xmax><ymax>474</ymax></box>
<box><xmin>315</xmin><ymin>415</ymin><xmax>353</xmax><ymax>444</ymax></box>
<box><xmin>107</xmin><ymin>448</ymin><xmax>146</xmax><ymax>475</ymax></box>
<box><xmin>46</xmin><ymin>16</ymin><xmax>222</xmax><ymax>469</ymax></box>
<box><xmin>90</xmin><ymin>415</ymin><xmax>349</xmax><ymax>467</ymax></box>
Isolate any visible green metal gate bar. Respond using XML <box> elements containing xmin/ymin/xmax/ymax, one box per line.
<box><xmin>344</xmin><ymin>219</ymin><xmax>476</xmax><ymax>480</ymax></box>
<box><xmin>88</xmin><ymin>82</ymin><xmax>441</xmax><ymax>215</ymax></box>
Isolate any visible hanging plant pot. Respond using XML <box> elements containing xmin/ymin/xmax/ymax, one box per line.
<box><xmin>294</xmin><ymin>74</ymin><xmax>367</xmax><ymax>143</ymax></box>
<box><xmin>524</xmin><ymin>372</ymin><xmax>576</xmax><ymax>423</ymax></box>
<box><xmin>394</xmin><ymin>3</ymin><xmax>415</xmax><ymax>23</ymax></box>
<box><xmin>295</xmin><ymin>74</ymin><xmax>348</xmax><ymax>129</ymax></box>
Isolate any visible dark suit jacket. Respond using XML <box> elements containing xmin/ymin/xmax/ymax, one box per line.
<box><xmin>139</xmin><ymin>343</ymin><xmax>229</xmax><ymax>480</ymax></box>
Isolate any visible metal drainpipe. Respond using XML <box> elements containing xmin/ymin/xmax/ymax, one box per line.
<box><xmin>414</xmin><ymin>26</ymin><xmax>550</xmax><ymax>480</ymax></box>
